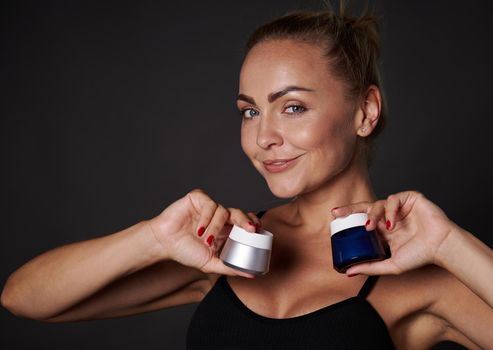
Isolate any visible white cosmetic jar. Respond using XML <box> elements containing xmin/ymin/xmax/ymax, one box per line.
<box><xmin>219</xmin><ymin>225</ymin><xmax>273</xmax><ymax>275</ymax></box>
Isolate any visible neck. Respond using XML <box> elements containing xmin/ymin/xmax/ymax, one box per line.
<box><xmin>286</xmin><ymin>157</ymin><xmax>376</xmax><ymax>233</ymax></box>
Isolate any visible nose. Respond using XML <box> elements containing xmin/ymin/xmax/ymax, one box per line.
<box><xmin>256</xmin><ymin>115</ymin><xmax>283</xmax><ymax>149</ymax></box>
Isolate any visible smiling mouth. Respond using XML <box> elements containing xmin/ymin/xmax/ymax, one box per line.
<box><xmin>262</xmin><ymin>155</ymin><xmax>303</xmax><ymax>173</ymax></box>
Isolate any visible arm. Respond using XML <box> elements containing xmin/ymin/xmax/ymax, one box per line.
<box><xmin>1</xmin><ymin>189</ymin><xmax>259</xmax><ymax>322</ymax></box>
<box><xmin>435</xmin><ymin>225</ymin><xmax>493</xmax><ymax>308</ymax></box>
<box><xmin>332</xmin><ymin>191</ymin><xmax>493</xmax><ymax>348</ymax></box>
<box><xmin>429</xmin><ymin>226</ymin><xmax>493</xmax><ymax>349</ymax></box>
<box><xmin>1</xmin><ymin>221</ymin><xmax>198</xmax><ymax>321</ymax></box>
<box><xmin>429</xmin><ymin>263</ymin><xmax>493</xmax><ymax>350</ymax></box>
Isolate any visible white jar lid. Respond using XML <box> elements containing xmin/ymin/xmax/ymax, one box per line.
<box><xmin>330</xmin><ymin>213</ymin><xmax>368</xmax><ymax>236</ymax></box>
<box><xmin>229</xmin><ymin>225</ymin><xmax>273</xmax><ymax>250</ymax></box>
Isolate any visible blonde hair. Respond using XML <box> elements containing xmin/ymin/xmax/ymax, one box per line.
<box><xmin>245</xmin><ymin>4</ymin><xmax>386</xmax><ymax>164</ymax></box>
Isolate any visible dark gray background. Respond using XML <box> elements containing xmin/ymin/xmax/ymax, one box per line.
<box><xmin>1</xmin><ymin>1</ymin><xmax>492</xmax><ymax>349</ymax></box>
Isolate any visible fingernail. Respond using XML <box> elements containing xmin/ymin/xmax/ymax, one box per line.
<box><xmin>365</xmin><ymin>219</ymin><xmax>371</xmax><ymax>226</ymax></box>
<box><xmin>206</xmin><ymin>235</ymin><xmax>214</xmax><ymax>246</ymax></box>
<box><xmin>386</xmin><ymin>220</ymin><xmax>391</xmax><ymax>230</ymax></box>
<box><xmin>331</xmin><ymin>207</ymin><xmax>339</xmax><ymax>211</ymax></box>
<box><xmin>197</xmin><ymin>226</ymin><xmax>205</xmax><ymax>237</ymax></box>
<box><xmin>248</xmin><ymin>221</ymin><xmax>255</xmax><ymax>227</ymax></box>
<box><xmin>347</xmin><ymin>273</ymin><xmax>358</xmax><ymax>277</ymax></box>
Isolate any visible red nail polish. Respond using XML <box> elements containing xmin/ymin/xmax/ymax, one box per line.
<box><xmin>347</xmin><ymin>273</ymin><xmax>358</xmax><ymax>277</ymax></box>
<box><xmin>365</xmin><ymin>219</ymin><xmax>371</xmax><ymax>226</ymax></box>
<box><xmin>197</xmin><ymin>226</ymin><xmax>205</xmax><ymax>237</ymax></box>
<box><xmin>386</xmin><ymin>220</ymin><xmax>391</xmax><ymax>230</ymax></box>
<box><xmin>207</xmin><ymin>235</ymin><xmax>214</xmax><ymax>246</ymax></box>
<box><xmin>248</xmin><ymin>221</ymin><xmax>255</xmax><ymax>226</ymax></box>
<box><xmin>332</xmin><ymin>207</ymin><xmax>339</xmax><ymax>211</ymax></box>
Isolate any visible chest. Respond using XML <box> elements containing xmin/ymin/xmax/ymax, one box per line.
<box><xmin>188</xmin><ymin>275</ymin><xmax>397</xmax><ymax>350</ymax></box>
<box><xmin>227</xmin><ymin>274</ymin><xmax>365</xmax><ymax>319</ymax></box>
<box><xmin>225</xmin><ymin>273</ymin><xmax>440</xmax><ymax>349</ymax></box>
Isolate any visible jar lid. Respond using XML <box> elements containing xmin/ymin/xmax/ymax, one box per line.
<box><xmin>229</xmin><ymin>225</ymin><xmax>273</xmax><ymax>250</ymax></box>
<box><xmin>330</xmin><ymin>213</ymin><xmax>368</xmax><ymax>236</ymax></box>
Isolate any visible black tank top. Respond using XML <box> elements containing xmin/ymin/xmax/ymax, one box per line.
<box><xmin>186</xmin><ymin>274</ymin><xmax>395</xmax><ymax>349</ymax></box>
<box><xmin>186</xmin><ymin>212</ymin><xmax>396</xmax><ymax>349</ymax></box>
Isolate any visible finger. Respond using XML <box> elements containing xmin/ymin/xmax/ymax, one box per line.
<box><xmin>246</xmin><ymin>211</ymin><xmax>262</xmax><ymax>231</ymax></box>
<box><xmin>194</xmin><ymin>198</ymin><xmax>218</xmax><ymax>238</ymax></box>
<box><xmin>204</xmin><ymin>257</ymin><xmax>256</xmax><ymax>279</ymax></box>
<box><xmin>345</xmin><ymin>259</ymin><xmax>401</xmax><ymax>276</ymax></box>
<box><xmin>331</xmin><ymin>201</ymin><xmax>372</xmax><ymax>218</ymax></box>
<box><xmin>365</xmin><ymin>200</ymin><xmax>386</xmax><ymax>231</ymax></box>
<box><xmin>214</xmin><ymin>224</ymin><xmax>232</xmax><ymax>251</ymax></box>
<box><xmin>227</xmin><ymin>208</ymin><xmax>257</xmax><ymax>232</ymax></box>
<box><xmin>203</xmin><ymin>205</ymin><xmax>229</xmax><ymax>247</ymax></box>
<box><xmin>384</xmin><ymin>194</ymin><xmax>402</xmax><ymax>231</ymax></box>
<box><xmin>375</xmin><ymin>220</ymin><xmax>392</xmax><ymax>241</ymax></box>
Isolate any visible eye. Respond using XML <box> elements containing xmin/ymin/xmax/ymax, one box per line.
<box><xmin>284</xmin><ymin>105</ymin><xmax>306</xmax><ymax>114</ymax></box>
<box><xmin>239</xmin><ymin>108</ymin><xmax>260</xmax><ymax>119</ymax></box>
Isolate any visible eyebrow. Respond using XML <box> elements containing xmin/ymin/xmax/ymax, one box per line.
<box><xmin>236</xmin><ymin>85</ymin><xmax>315</xmax><ymax>105</ymax></box>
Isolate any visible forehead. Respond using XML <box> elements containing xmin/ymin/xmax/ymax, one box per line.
<box><xmin>239</xmin><ymin>39</ymin><xmax>335</xmax><ymax>95</ymax></box>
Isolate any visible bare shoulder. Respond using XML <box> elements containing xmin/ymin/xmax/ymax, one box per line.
<box><xmin>370</xmin><ymin>265</ymin><xmax>487</xmax><ymax>349</ymax></box>
<box><xmin>368</xmin><ymin>265</ymin><xmax>444</xmax><ymax>324</ymax></box>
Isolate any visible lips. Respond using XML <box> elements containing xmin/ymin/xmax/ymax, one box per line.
<box><xmin>262</xmin><ymin>155</ymin><xmax>303</xmax><ymax>173</ymax></box>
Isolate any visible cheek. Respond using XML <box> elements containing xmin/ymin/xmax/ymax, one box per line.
<box><xmin>288</xmin><ymin>117</ymin><xmax>355</xmax><ymax>163</ymax></box>
<box><xmin>325</xmin><ymin>121</ymin><xmax>358</xmax><ymax>169</ymax></box>
<box><xmin>284</xmin><ymin>118</ymin><xmax>338</xmax><ymax>150</ymax></box>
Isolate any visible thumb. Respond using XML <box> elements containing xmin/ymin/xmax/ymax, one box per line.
<box><xmin>203</xmin><ymin>256</ymin><xmax>256</xmax><ymax>279</ymax></box>
<box><xmin>346</xmin><ymin>259</ymin><xmax>400</xmax><ymax>276</ymax></box>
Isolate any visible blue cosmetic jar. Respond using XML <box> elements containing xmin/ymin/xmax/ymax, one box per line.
<box><xmin>330</xmin><ymin>213</ymin><xmax>387</xmax><ymax>273</ymax></box>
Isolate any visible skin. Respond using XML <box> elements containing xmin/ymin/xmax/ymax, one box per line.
<box><xmin>231</xmin><ymin>39</ymin><xmax>493</xmax><ymax>349</ymax></box>
<box><xmin>2</xmin><ymin>38</ymin><xmax>492</xmax><ymax>350</ymax></box>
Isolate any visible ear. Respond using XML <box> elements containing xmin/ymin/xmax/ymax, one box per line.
<box><xmin>355</xmin><ymin>85</ymin><xmax>382</xmax><ymax>137</ymax></box>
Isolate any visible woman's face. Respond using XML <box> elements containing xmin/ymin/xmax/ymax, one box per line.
<box><xmin>238</xmin><ymin>39</ymin><xmax>361</xmax><ymax>198</ymax></box>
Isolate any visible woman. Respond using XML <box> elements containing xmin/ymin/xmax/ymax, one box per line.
<box><xmin>2</xmin><ymin>7</ymin><xmax>492</xmax><ymax>350</ymax></box>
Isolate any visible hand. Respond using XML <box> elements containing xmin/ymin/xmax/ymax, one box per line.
<box><xmin>148</xmin><ymin>189</ymin><xmax>261</xmax><ymax>278</ymax></box>
<box><xmin>332</xmin><ymin>191</ymin><xmax>457</xmax><ymax>276</ymax></box>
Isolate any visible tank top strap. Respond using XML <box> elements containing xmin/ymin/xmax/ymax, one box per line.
<box><xmin>256</xmin><ymin>210</ymin><xmax>267</xmax><ymax>218</ymax></box>
<box><xmin>357</xmin><ymin>275</ymin><xmax>379</xmax><ymax>299</ymax></box>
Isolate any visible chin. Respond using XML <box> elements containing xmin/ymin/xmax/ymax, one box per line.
<box><xmin>264</xmin><ymin>178</ymin><xmax>304</xmax><ymax>199</ymax></box>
